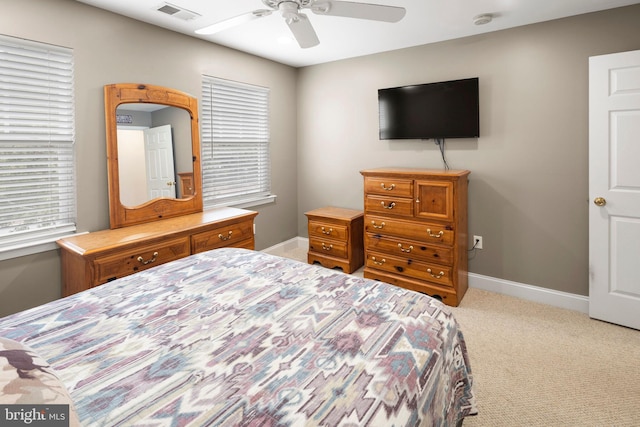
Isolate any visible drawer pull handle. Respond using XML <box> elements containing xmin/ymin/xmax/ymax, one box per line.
<box><xmin>321</xmin><ymin>227</ymin><xmax>333</xmax><ymax>235</ymax></box>
<box><xmin>371</xmin><ymin>256</ymin><xmax>386</xmax><ymax>266</ymax></box>
<box><xmin>137</xmin><ymin>252</ymin><xmax>158</xmax><ymax>265</ymax></box>
<box><xmin>380</xmin><ymin>201</ymin><xmax>396</xmax><ymax>209</ymax></box>
<box><xmin>427</xmin><ymin>228</ymin><xmax>444</xmax><ymax>238</ymax></box>
<box><xmin>380</xmin><ymin>183</ymin><xmax>395</xmax><ymax>191</ymax></box>
<box><xmin>398</xmin><ymin>243</ymin><xmax>413</xmax><ymax>253</ymax></box>
<box><xmin>427</xmin><ymin>268</ymin><xmax>445</xmax><ymax>279</ymax></box>
<box><xmin>322</xmin><ymin>243</ymin><xmax>333</xmax><ymax>251</ymax></box>
<box><xmin>218</xmin><ymin>231</ymin><xmax>233</xmax><ymax>241</ymax></box>
<box><xmin>371</xmin><ymin>221</ymin><xmax>385</xmax><ymax>229</ymax></box>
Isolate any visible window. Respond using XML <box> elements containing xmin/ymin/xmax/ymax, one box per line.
<box><xmin>0</xmin><ymin>35</ymin><xmax>76</xmax><ymax>257</ymax></box>
<box><xmin>200</xmin><ymin>76</ymin><xmax>274</xmax><ymax>208</ymax></box>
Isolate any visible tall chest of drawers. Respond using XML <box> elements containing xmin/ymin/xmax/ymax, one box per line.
<box><xmin>360</xmin><ymin>168</ymin><xmax>470</xmax><ymax>306</ymax></box>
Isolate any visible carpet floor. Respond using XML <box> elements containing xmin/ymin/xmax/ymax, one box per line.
<box><xmin>272</xmin><ymin>248</ymin><xmax>640</xmax><ymax>426</ymax></box>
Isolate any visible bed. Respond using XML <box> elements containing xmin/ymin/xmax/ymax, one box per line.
<box><xmin>0</xmin><ymin>248</ymin><xmax>477</xmax><ymax>426</ymax></box>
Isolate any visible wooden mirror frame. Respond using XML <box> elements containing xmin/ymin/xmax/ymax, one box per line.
<box><xmin>104</xmin><ymin>83</ymin><xmax>203</xmax><ymax>229</ymax></box>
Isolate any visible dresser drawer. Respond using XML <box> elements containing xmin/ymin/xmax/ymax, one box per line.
<box><xmin>364</xmin><ymin>215</ymin><xmax>454</xmax><ymax>245</ymax></box>
<box><xmin>366</xmin><ymin>251</ymin><xmax>454</xmax><ymax>287</ymax></box>
<box><xmin>191</xmin><ymin>220</ymin><xmax>254</xmax><ymax>253</ymax></box>
<box><xmin>308</xmin><ymin>220</ymin><xmax>349</xmax><ymax>241</ymax></box>
<box><xmin>364</xmin><ymin>177</ymin><xmax>413</xmax><ymax>197</ymax></box>
<box><xmin>94</xmin><ymin>237</ymin><xmax>190</xmax><ymax>284</ymax></box>
<box><xmin>365</xmin><ymin>194</ymin><xmax>413</xmax><ymax>217</ymax></box>
<box><xmin>365</xmin><ymin>233</ymin><xmax>453</xmax><ymax>265</ymax></box>
<box><xmin>309</xmin><ymin>237</ymin><xmax>348</xmax><ymax>259</ymax></box>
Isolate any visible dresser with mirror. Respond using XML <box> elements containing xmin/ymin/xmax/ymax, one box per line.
<box><xmin>57</xmin><ymin>83</ymin><xmax>257</xmax><ymax>296</ymax></box>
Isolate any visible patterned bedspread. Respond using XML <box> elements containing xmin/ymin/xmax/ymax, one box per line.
<box><xmin>0</xmin><ymin>248</ymin><xmax>476</xmax><ymax>426</ymax></box>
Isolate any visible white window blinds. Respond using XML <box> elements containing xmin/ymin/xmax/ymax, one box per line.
<box><xmin>0</xmin><ymin>35</ymin><xmax>76</xmax><ymax>252</ymax></box>
<box><xmin>201</xmin><ymin>76</ymin><xmax>271</xmax><ymax>208</ymax></box>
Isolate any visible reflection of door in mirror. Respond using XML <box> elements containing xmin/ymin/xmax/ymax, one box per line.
<box><xmin>116</xmin><ymin>104</ymin><xmax>193</xmax><ymax>206</ymax></box>
<box><xmin>117</xmin><ymin>126</ymin><xmax>177</xmax><ymax>206</ymax></box>
<box><xmin>143</xmin><ymin>125</ymin><xmax>176</xmax><ymax>199</ymax></box>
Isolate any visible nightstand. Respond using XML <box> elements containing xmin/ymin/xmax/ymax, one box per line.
<box><xmin>305</xmin><ymin>207</ymin><xmax>364</xmax><ymax>274</ymax></box>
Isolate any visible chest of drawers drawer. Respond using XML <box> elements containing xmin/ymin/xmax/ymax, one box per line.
<box><xmin>364</xmin><ymin>233</ymin><xmax>453</xmax><ymax>265</ymax></box>
<box><xmin>94</xmin><ymin>237</ymin><xmax>190</xmax><ymax>285</ymax></box>
<box><xmin>364</xmin><ymin>194</ymin><xmax>414</xmax><ymax>217</ymax></box>
<box><xmin>364</xmin><ymin>215</ymin><xmax>454</xmax><ymax>245</ymax></box>
<box><xmin>366</xmin><ymin>251</ymin><xmax>454</xmax><ymax>287</ymax></box>
<box><xmin>191</xmin><ymin>219</ymin><xmax>254</xmax><ymax>253</ymax></box>
<box><xmin>364</xmin><ymin>177</ymin><xmax>413</xmax><ymax>197</ymax></box>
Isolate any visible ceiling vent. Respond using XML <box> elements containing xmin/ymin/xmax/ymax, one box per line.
<box><xmin>156</xmin><ymin>2</ymin><xmax>201</xmax><ymax>21</ymax></box>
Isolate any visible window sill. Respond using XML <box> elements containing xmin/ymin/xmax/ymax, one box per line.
<box><xmin>207</xmin><ymin>194</ymin><xmax>277</xmax><ymax>210</ymax></box>
<box><xmin>0</xmin><ymin>196</ymin><xmax>277</xmax><ymax>262</ymax></box>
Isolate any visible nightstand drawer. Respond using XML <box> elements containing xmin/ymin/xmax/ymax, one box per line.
<box><xmin>309</xmin><ymin>237</ymin><xmax>348</xmax><ymax>258</ymax></box>
<box><xmin>308</xmin><ymin>220</ymin><xmax>349</xmax><ymax>241</ymax></box>
<box><xmin>192</xmin><ymin>220</ymin><xmax>254</xmax><ymax>253</ymax></box>
<box><xmin>94</xmin><ymin>237</ymin><xmax>190</xmax><ymax>284</ymax></box>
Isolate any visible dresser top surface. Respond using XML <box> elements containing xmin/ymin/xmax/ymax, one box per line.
<box><xmin>57</xmin><ymin>207</ymin><xmax>257</xmax><ymax>255</ymax></box>
<box><xmin>360</xmin><ymin>168</ymin><xmax>470</xmax><ymax>178</ymax></box>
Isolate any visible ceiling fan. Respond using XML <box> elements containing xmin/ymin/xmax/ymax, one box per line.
<box><xmin>195</xmin><ymin>0</ymin><xmax>406</xmax><ymax>49</ymax></box>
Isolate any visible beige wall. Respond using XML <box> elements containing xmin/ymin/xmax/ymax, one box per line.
<box><xmin>0</xmin><ymin>0</ymin><xmax>299</xmax><ymax>316</ymax></box>
<box><xmin>296</xmin><ymin>5</ymin><xmax>640</xmax><ymax>296</ymax></box>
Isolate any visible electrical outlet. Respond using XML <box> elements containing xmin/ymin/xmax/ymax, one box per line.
<box><xmin>473</xmin><ymin>235</ymin><xmax>483</xmax><ymax>250</ymax></box>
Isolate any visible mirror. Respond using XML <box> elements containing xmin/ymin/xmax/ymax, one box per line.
<box><xmin>116</xmin><ymin>104</ymin><xmax>192</xmax><ymax>205</ymax></box>
<box><xmin>104</xmin><ymin>83</ymin><xmax>203</xmax><ymax>229</ymax></box>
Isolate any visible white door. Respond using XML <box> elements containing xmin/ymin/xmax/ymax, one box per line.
<box><xmin>144</xmin><ymin>124</ymin><xmax>176</xmax><ymax>198</ymax></box>
<box><xmin>589</xmin><ymin>49</ymin><xmax>640</xmax><ymax>330</ymax></box>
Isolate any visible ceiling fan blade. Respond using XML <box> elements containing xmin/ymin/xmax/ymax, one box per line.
<box><xmin>195</xmin><ymin>9</ymin><xmax>272</xmax><ymax>35</ymax></box>
<box><xmin>311</xmin><ymin>1</ymin><xmax>406</xmax><ymax>23</ymax></box>
<box><xmin>286</xmin><ymin>14</ymin><xmax>320</xmax><ymax>49</ymax></box>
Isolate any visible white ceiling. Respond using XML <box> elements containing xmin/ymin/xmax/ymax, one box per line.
<box><xmin>76</xmin><ymin>0</ymin><xmax>640</xmax><ymax>67</ymax></box>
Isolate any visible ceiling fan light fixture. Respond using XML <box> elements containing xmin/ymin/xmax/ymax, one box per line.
<box><xmin>279</xmin><ymin>1</ymin><xmax>302</xmax><ymax>22</ymax></box>
<box><xmin>473</xmin><ymin>13</ymin><xmax>493</xmax><ymax>25</ymax></box>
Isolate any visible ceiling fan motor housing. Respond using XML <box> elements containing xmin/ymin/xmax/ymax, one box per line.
<box><xmin>263</xmin><ymin>0</ymin><xmax>313</xmax><ymax>9</ymax></box>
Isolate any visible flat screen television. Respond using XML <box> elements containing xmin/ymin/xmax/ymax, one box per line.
<box><xmin>378</xmin><ymin>77</ymin><xmax>479</xmax><ymax>140</ymax></box>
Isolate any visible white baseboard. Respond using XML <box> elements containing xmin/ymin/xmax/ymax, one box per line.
<box><xmin>262</xmin><ymin>236</ymin><xmax>308</xmax><ymax>257</ymax></box>
<box><xmin>468</xmin><ymin>273</ymin><xmax>589</xmax><ymax>314</ymax></box>
<box><xmin>263</xmin><ymin>237</ymin><xmax>589</xmax><ymax>314</ymax></box>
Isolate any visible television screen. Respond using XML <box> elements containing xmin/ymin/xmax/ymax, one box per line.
<box><xmin>378</xmin><ymin>77</ymin><xmax>479</xmax><ymax>140</ymax></box>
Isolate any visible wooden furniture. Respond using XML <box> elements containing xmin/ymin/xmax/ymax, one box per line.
<box><xmin>178</xmin><ymin>172</ymin><xmax>195</xmax><ymax>198</ymax></box>
<box><xmin>104</xmin><ymin>83</ymin><xmax>203</xmax><ymax>229</ymax></box>
<box><xmin>57</xmin><ymin>83</ymin><xmax>259</xmax><ymax>296</ymax></box>
<box><xmin>305</xmin><ymin>207</ymin><xmax>364</xmax><ymax>274</ymax></box>
<box><xmin>57</xmin><ymin>207</ymin><xmax>257</xmax><ymax>296</ymax></box>
<box><xmin>360</xmin><ymin>168</ymin><xmax>470</xmax><ymax>306</ymax></box>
